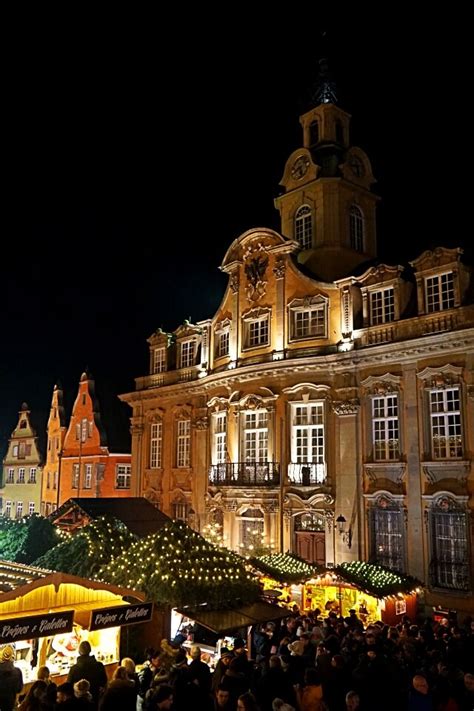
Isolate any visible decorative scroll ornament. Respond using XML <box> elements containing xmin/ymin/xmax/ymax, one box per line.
<box><xmin>332</xmin><ymin>399</ymin><xmax>360</xmax><ymax>415</ymax></box>
<box><xmin>245</xmin><ymin>255</ymin><xmax>269</xmax><ymax>301</ymax></box>
<box><xmin>273</xmin><ymin>257</ymin><xmax>286</xmax><ymax>279</ymax></box>
<box><xmin>229</xmin><ymin>272</ymin><xmax>239</xmax><ymax>294</ymax></box>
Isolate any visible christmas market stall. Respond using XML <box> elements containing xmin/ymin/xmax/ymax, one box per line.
<box><xmin>0</xmin><ymin>559</ymin><xmax>151</xmax><ymax>686</ymax></box>
<box><xmin>251</xmin><ymin>554</ymin><xmax>422</xmax><ymax>626</ymax></box>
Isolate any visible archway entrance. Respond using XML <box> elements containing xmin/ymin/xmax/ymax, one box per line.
<box><xmin>294</xmin><ymin>512</ymin><xmax>326</xmax><ymax>565</ymax></box>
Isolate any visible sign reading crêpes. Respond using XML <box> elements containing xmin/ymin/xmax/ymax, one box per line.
<box><xmin>0</xmin><ymin>610</ymin><xmax>74</xmax><ymax>643</ymax></box>
<box><xmin>90</xmin><ymin>602</ymin><xmax>153</xmax><ymax>631</ymax></box>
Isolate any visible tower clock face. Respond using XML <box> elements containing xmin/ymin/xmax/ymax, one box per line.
<box><xmin>291</xmin><ymin>155</ymin><xmax>310</xmax><ymax>180</ymax></box>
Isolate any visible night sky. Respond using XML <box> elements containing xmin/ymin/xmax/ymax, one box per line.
<box><xmin>1</xmin><ymin>18</ymin><xmax>470</xmax><ymax>455</ymax></box>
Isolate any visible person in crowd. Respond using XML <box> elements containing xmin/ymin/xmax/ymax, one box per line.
<box><xmin>345</xmin><ymin>690</ymin><xmax>361</xmax><ymax>710</ymax></box>
<box><xmin>272</xmin><ymin>700</ymin><xmax>295</xmax><ymax>711</ymax></box>
<box><xmin>0</xmin><ymin>644</ymin><xmax>24</xmax><ymax>711</ymax></box>
<box><xmin>98</xmin><ymin>665</ymin><xmax>136</xmax><ymax>710</ymax></box>
<box><xmin>167</xmin><ymin>647</ymin><xmax>193</xmax><ymax>710</ymax></box>
<box><xmin>295</xmin><ymin>667</ymin><xmax>325</xmax><ymax>711</ymax></box>
<box><xmin>212</xmin><ymin>647</ymin><xmax>234</xmax><ymax>692</ymax></box>
<box><xmin>408</xmin><ymin>675</ymin><xmax>433</xmax><ymax>711</ymax></box>
<box><xmin>73</xmin><ymin>679</ymin><xmax>94</xmax><ymax>709</ymax></box>
<box><xmin>188</xmin><ymin>644</ymin><xmax>212</xmax><ymax>704</ymax></box>
<box><xmin>237</xmin><ymin>690</ymin><xmax>261</xmax><ymax>711</ymax></box>
<box><xmin>214</xmin><ymin>684</ymin><xmax>233</xmax><ymax>711</ymax></box>
<box><xmin>459</xmin><ymin>673</ymin><xmax>474</xmax><ymax>711</ymax></box>
<box><xmin>37</xmin><ymin>665</ymin><xmax>57</xmax><ymax>707</ymax></box>
<box><xmin>121</xmin><ymin>656</ymin><xmax>140</xmax><ymax>694</ymax></box>
<box><xmin>56</xmin><ymin>682</ymin><xmax>79</xmax><ymax>708</ymax></box>
<box><xmin>67</xmin><ymin>641</ymin><xmax>107</xmax><ymax>709</ymax></box>
<box><xmin>18</xmin><ymin>680</ymin><xmax>49</xmax><ymax>711</ymax></box>
<box><xmin>145</xmin><ymin>684</ymin><xmax>174</xmax><ymax>710</ymax></box>
<box><xmin>256</xmin><ymin>655</ymin><xmax>296</xmax><ymax>711</ymax></box>
<box><xmin>138</xmin><ymin>647</ymin><xmax>163</xmax><ymax>703</ymax></box>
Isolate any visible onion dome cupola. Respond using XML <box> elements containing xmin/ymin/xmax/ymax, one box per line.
<box><xmin>275</xmin><ymin>58</ymin><xmax>380</xmax><ymax>282</ymax></box>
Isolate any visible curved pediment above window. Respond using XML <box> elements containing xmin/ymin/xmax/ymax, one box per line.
<box><xmin>145</xmin><ymin>407</ymin><xmax>165</xmax><ymax>423</ymax></box>
<box><xmin>357</xmin><ymin>263</ymin><xmax>404</xmax><ymax>288</ymax></box>
<box><xmin>426</xmin><ymin>492</ymin><xmax>469</xmax><ymax>511</ymax></box>
<box><xmin>232</xmin><ymin>388</ymin><xmax>278</xmax><ymax>411</ymax></box>
<box><xmin>207</xmin><ymin>396</ymin><xmax>230</xmax><ymax>411</ymax></box>
<box><xmin>215</xmin><ymin>318</ymin><xmax>231</xmax><ymax>334</ymax></box>
<box><xmin>221</xmin><ymin>228</ymin><xmax>298</xmax><ymax>272</ymax></box>
<box><xmin>288</xmin><ymin>294</ymin><xmax>328</xmax><ymax>310</ymax></box>
<box><xmin>282</xmin><ymin>382</ymin><xmax>332</xmax><ymax>403</ymax></box>
<box><xmin>147</xmin><ymin>328</ymin><xmax>172</xmax><ymax>347</ymax></box>
<box><xmin>417</xmin><ymin>364</ymin><xmax>463</xmax><ymax>386</ymax></box>
<box><xmin>360</xmin><ymin>373</ymin><xmax>402</xmax><ymax>394</ymax></box>
<box><xmin>174</xmin><ymin>321</ymin><xmax>202</xmax><ymax>339</ymax></box>
<box><xmin>409</xmin><ymin>247</ymin><xmax>463</xmax><ymax>273</ymax></box>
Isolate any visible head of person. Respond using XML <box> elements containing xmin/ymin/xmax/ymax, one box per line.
<box><xmin>272</xmin><ymin>700</ymin><xmax>294</xmax><ymax>711</ymax></box>
<box><xmin>216</xmin><ymin>684</ymin><xmax>231</xmax><ymax>708</ymax></box>
<box><xmin>74</xmin><ymin>678</ymin><xmax>91</xmax><ymax>698</ymax></box>
<box><xmin>113</xmin><ymin>666</ymin><xmax>129</xmax><ymax>681</ymax></box>
<box><xmin>412</xmin><ymin>675</ymin><xmax>429</xmax><ymax>695</ymax></box>
<box><xmin>190</xmin><ymin>645</ymin><xmax>201</xmax><ymax>660</ymax></box>
<box><xmin>78</xmin><ymin>640</ymin><xmax>91</xmax><ymax>656</ymax></box>
<box><xmin>269</xmin><ymin>655</ymin><xmax>281</xmax><ymax>669</ymax></box>
<box><xmin>24</xmin><ymin>680</ymin><xmax>48</xmax><ymax>704</ymax></box>
<box><xmin>237</xmin><ymin>691</ymin><xmax>259</xmax><ymax>711</ymax></box>
<box><xmin>464</xmin><ymin>673</ymin><xmax>474</xmax><ymax>692</ymax></box>
<box><xmin>121</xmin><ymin>657</ymin><xmax>136</xmax><ymax>675</ymax></box>
<box><xmin>0</xmin><ymin>645</ymin><xmax>14</xmax><ymax>664</ymax></box>
<box><xmin>220</xmin><ymin>647</ymin><xmax>233</xmax><ymax>666</ymax></box>
<box><xmin>174</xmin><ymin>649</ymin><xmax>188</xmax><ymax>666</ymax></box>
<box><xmin>57</xmin><ymin>682</ymin><xmax>74</xmax><ymax>703</ymax></box>
<box><xmin>345</xmin><ymin>690</ymin><xmax>360</xmax><ymax>710</ymax></box>
<box><xmin>233</xmin><ymin>638</ymin><xmax>246</xmax><ymax>655</ymax></box>
<box><xmin>152</xmin><ymin>684</ymin><xmax>174</xmax><ymax>709</ymax></box>
<box><xmin>37</xmin><ymin>665</ymin><xmax>50</xmax><ymax>682</ymax></box>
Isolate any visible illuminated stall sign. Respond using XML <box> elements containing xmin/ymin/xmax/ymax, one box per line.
<box><xmin>0</xmin><ymin>610</ymin><xmax>74</xmax><ymax>643</ymax></box>
<box><xmin>90</xmin><ymin>602</ymin><xmax>153</xmax><ymax>631</ymax></box>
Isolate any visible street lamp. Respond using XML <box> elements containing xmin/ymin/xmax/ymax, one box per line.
<box><xmin>336</xmin><ymin>514</ymin><xmax>352</xmax><ymax>549</ymax></box>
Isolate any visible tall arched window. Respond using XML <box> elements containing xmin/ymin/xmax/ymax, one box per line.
<box><xmin>295</xmin><ymin>205</ymin><xmax>313</xmax><ymax>250</ymax></box>
<box><xmin>239</xmin><ymin>507</ymin><xmax>264</xmax><ymax>553</ymax></box>
<box><xmin>309</xmin><ymin>120</ymin><xmax>319</xmax><ymax>145</ymax></box>
<box><xmin>429</xmin><ymin>497</ymin><xmax>469</xmax><ymax>591</ymax></box>
<box><xmin>349</xmin><ymin>205</ymin><xmax>364</xmax><ymax>252</ymax></box>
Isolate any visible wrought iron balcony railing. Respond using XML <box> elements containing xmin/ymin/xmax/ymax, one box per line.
<box><xmin>287</xmin><ymin>462</ymin><xmax>326</xmax><ymax>486</ymax></box>
<box><xmin>209</xmin><ymin>462</ymin><xmax>280</xmax><ymax>486</ymax></box>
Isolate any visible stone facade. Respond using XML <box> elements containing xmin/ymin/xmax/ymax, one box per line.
<box><xmin>121</xmin><ymin>96</ymin><xmax>474</xmax><ymax>613</ymax></box>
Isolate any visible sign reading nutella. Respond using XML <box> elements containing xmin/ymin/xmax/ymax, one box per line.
<box><xmin>89</xmin><ymin>602</ymin><xmax>153</xmax><ymax>631</ymax></box>
<box><xmin>0</xmin><ymin>610</ymin><xmax>74</xmax><ymax>643</ymax></box>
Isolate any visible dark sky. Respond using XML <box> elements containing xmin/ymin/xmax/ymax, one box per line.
<box><xmin>1</xmin><ymin>17</ymin><xmax>470</xmax><ymax>454</ymax></box>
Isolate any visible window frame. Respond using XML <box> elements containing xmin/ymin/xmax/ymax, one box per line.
<box><xmin>212</xmin><ymin>412</ymin><xmax>227</xmax><ymax>465</ymax></box>
<box><xmin>150</xmin><ymin>421</ymin><xmax>163</xmax><ymax>469</ymax></box>
<box><xmin>349</xmin><ymin>204</ymin><xmax>364</xmax><ymax>252</ymax></box>
<box><xmin>242</xmin><ymin>410</ymin><xmax>269</xmax><ymax>463</ymax></box>
<box><xmin>289</xmin><ymin>401</ymin><xmax>326</xmax><ymax>483</ymax></box>
<box><xmin>242</xmin><ymin>308</ymin><xmax>271</xmax><ymax>351</ymax></box>
<box><xmin>288</xmin><ymin>295</ymin><xmax>328</xmax><ymax>342</ymax></box>
<box><xmin>83</xmin><ymin>463</ymin><xmax>93</xmax><ymax>489</ymax></box>
<box><xmin>152</xmin><ymin>346</ymin><xmax>167</xmax><ymax>374</ymax></box>
<box><xmin>371</xmin><ymin>393</ymin><xmax>400</xmax><ymax>462</ymax></box>
<box><xmin>369</xmin><ymin>500</ymin><xmax>405</xmax><ymax>572</ymax></box>
<box><xmin>429</xmin><ymin>499</ymin><xmax>470</xmax><ymax>592</ymax></box>
<box><xmin>428</xmin><ymin>386</ymin><xmax>463</xmax><ymax>460</ymax></box>
<box><xmin>116</xmin><ymin>464</ymin><xmax>131</xmax><ymax>489</ymax></box>
<box><xmin>369</xmin><ymin>286</ymin><xmax>395</xmax><ymax>325</ymax></box>
<box><xmin>294</xmin><ymin>205</ymin><xmax>313</xmax><ymax>250</ymax></box>
<box><xmin>176</xmin><ymin>419</ymin><xmax>191</xmax><ymax>468</ymax></box>
<box><xmin>425</xmin><ymin>271</ymin><xmax>455</xmax><ymax>313</ymax></box>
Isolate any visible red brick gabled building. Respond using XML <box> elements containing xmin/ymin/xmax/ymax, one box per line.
<box><xmin>43</xmin><ymin>372</ymin><xmax>132</xmax><ymax>511</ymax></box>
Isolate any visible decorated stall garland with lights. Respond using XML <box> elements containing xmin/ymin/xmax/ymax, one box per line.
<box><xmin>250</xmin><ymin>554</ymin><xmax>423</xmax><ymax>625</ymax></box>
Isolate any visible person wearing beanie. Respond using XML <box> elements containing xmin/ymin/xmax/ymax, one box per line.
<box><xmin>212</xmin><ymin>647</ymin><xmax>234</xmax><ymax>692</ymax></box>
<box><xmin>0</xmin><ymin>645</ymin><xmax>23</xmax><ymax>711</ymax></box>
<box><xmin>67</xmin><ymin>641</ymin><xmax>107</xmax><ymax>709</ymax></box>
<box><xmin>188</xmin><ymin>644</ymin><xmax>211</xmax><ymax>704</ymax></box>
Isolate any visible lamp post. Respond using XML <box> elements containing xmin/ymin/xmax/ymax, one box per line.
<box><xmin>336</xmin><ymin>514</ymin><xmax>352</xmax><ymax>549</ymax></box>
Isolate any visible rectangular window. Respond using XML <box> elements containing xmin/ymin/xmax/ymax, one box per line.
<box><xmin>72</xmin><ymin>464</ymin><xmax>79</xmax><ymax>489</ymax></box>
<box><xmin>7</xmin><ymin>468</ymin><xmax>14</xmax><ymax>484</ymax></box>
<box><xmin>81</xmin><ymin>419</ymin><xmax>87</xmax><ymax>443</ymax></box>
<box><xmin>177</xmin><ymin>420</ymin><xmax>191</xmax><ymax>467</ymax></box>
<box><xmin>28</xmin><ymin>467</ymin><xmax>37</xmax><ymax>483</ymax></box>
<box><xmin>53</xmin><ymin>471</ymin><xmax>58</xmax><ymax>490</ymax></box>
<box><xmin>372</xmin><ymin>395</ymin><xmax>400</xmax><ymax>461</ymax></box>
<box><xmin>425</xmin><ymin>272</ymin><xmax>455</xmax><ymax>312</ymax></box>
<box><xmin>431</xmin><ymin>509</ymin><xmax>469</xmax><ymax>590</ymax></box>
<box><xmin>430</xmin><ymin>388</ymin><xmax>462</xmax><ymax>459</ymax></box>
<box><xmin>173</xmin><ymin>502</ymin><xmax>189</xmax><ymax>522</ymax></box>
<box><xmin>153</xmin><ymin>347</ymin><xmax>167</xmax><ymax>374</ymax></box>
<box><xmin>371</xmin><ymin>507</ymin><xmax>404</xmax><ymax>571</ymax></box>
<box><xmin>28</xmin><ymin>502</ymin><xmax>35</xmax><ymax>516</ymax></box>
<box><xmin>217</xmin><ymin>331</ymin><xmax>230</xmax><ymax>358</ymax></box>
<box><xmin>290</xmin><ymin>403</ymin><xmax>325</xmax><ymax>483</ymax></box>
<box><xmin>5</xmin><ymin>501</ymin><xmax>12</xmax><ymax>518</ymax></box>
<box><xmin>243</xmin><ymin>411</ymin><xmax>268</xmax><ymax>462</ymax></box>
<box><xmin>13</xmin><ymin>445</ymin><xmax>18</xmax><ymax>457</ymax></box>
<box><xmin>18</xmin><ymin>468</ymin><xmax>25</xmax><ymax>483</ymax></box>
<box><xmin>16</xmin><ymin>502</ymin><xmax>23</xmax><ymax>518</ymax></box>
<box><xmin>292</xmin><ymin>306</ymin><xmax>326</xmax><ymax>339</ymax></box>
<box><xmin>76</xmin><ymin>424</ymin><xmax>80</xmax><ymax>440</ymax></box>
<box><xmin>248</xmin><ymin>318</ymin><xmax>269</xmax><ymax>348</ymax></box>
<box><xmin>150</xmin><ymin>421</ymin><xmax>163</xmax><ymax>468</ymax></box>
<box><xmin>84</xmin><ymin>464</ymin><xmax>93</xmax><ymax>489</ymax></box>
<box><xmin>239</xmin><ymin>510</ymin><xmax>265</xmax><ymax>553</ymax></box>
<box><xmin>180</xmin><ymin>341</ymin><xmax>195</xmax><ymax>368</ymax></box>
<box><xmin>213</xmin><ymin>412</ymin><xmax>227</xmax><ymax>464</ymax></box>
<box><xmin>47</xmin><ymin>471</ymin><xmax>51</xmax><ymax>489</ymax></box>
<box><xmin>370</xmin><ymin>287</ymin><xmax>395</xmax><ymax>325</ymax></box>
<box><xmin>116</xmin><ymin>464</ymin><xmax>131</xmax><ymax>489</ymax></box>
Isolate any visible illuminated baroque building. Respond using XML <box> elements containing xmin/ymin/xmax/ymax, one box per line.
<box><xmin>122</xmin><ymin>72</ymin><xmax>474</xmax><ymax>613</ymax></box>
<box><xmin>41</xmin><ymin>372</ymin><xmax>132</xmax><ymax>515</ymax></box>
<box><xmin>0</xmin><ymin>403</ymin><xmax>43</xmax><ymax>518</ymax></box>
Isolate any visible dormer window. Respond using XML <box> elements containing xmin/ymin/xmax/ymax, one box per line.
<box><xmin>289</xmin><ymin>295</ymin><xmax>328</xmax><ymax>341</ymax></box>
<box><xmin>425</xmin><ymin>272</ymin><xmax>455</xmax><ymax>313</ymax></box>
<box><xmin>294</xmin><ymin>205</ymin><xmax>313</xmax><ymax>250</ymax></box>
<box><xmin>370</xmin><ymin>287</ymin><xmax>395</xmax><ymax>325</ymax></box>
<box><xmin>243</xmin><ymin>308</ymin><xmax>270</xmax><ymax>350</ymax></box>
<box><xmin>152</xmin><ymin>347</ymin><xmax>167</xmax><ymax>374</ymax></box>
<box><xmin>349</xmin><ymin>205</ymin><xmax>364</xmax><ymax>252</ymax></box>
<box><xmin>180</xmin><ymin>340</ymin><xmax>195</xmax><ymax>368</ymax></box>
<box><xmin>214</xmin><ymin>320</ymin><xmax>230</xmax><ymax>359</ymax></box>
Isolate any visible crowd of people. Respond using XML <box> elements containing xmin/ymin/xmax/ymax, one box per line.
<box><xmin>1</xmin><ymin>611</ymin><xmax>473</xmax><ymax>710</ymax></box>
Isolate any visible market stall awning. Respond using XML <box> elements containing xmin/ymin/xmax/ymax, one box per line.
<box><xmin>176</xmin><ymin>600</ymin><xmax>289</xmax><ymax>634</ymax></box>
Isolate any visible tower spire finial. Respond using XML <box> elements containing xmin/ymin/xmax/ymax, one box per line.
<box><xmin>311</xmin><ymin>56</ymin><xmax>338</xmax><ymax>106</ymax></box>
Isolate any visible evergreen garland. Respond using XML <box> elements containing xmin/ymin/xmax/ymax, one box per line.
<box><xmin>100</xmin><ymin>520</ymin><xmax>260</xmax><ymax>609</ymax></box>
<box><xmin>336</xmin><ymin>561</ymin><xmax>422</xmax><ymax>598</ymax></box>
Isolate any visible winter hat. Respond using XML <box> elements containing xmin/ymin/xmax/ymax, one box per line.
<box><xmin>233</xmin><ymin>637</ymin><xmax>246</xmax><ymax>650</ymax></box>
<box><xmin>287</xmin><ymin>640</ymin><xmax>305</xmax><ymax>656</ymax></box>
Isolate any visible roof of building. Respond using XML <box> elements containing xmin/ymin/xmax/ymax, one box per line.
<box><xmin>50</xmin><ymin>497</ymin><xmax>172</xmax><ymax>537</ymax></box>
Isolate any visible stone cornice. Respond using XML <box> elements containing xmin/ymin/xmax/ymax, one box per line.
<box><xmin>119</xmin><ymin>328</ymin><xmax>474</xmax><ymax>404</ymax></box>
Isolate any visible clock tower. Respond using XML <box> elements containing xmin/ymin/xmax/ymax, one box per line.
<box><xmin>274</xmin><ymin>59</ymin><xmax>379</xmax><ymax>282</ymax></box>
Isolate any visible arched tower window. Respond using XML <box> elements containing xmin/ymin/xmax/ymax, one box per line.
<box><xmin>294</xmin><ymin>205</ymin><xmax>313</xmax><ymax>250</ymax></box>
<box><xmin>309</xmin><ymin>120</ymin><xmax>319</xmax><ymax>146</ymax></box>
<box><xmin>349</xmin><ymin>205</ymin><xmax>364</xmax><ymax>252</ymax></box>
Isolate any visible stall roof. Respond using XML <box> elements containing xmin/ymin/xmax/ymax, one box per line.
<box><xmin>176</xmin><ymin>600</ymin><xmax>289</xmax><ymax>634</ymax></box>
<box><xmin>50</xmin><ymin>497</ymin><xmax>172</xmax><ymax>537</ymax></box>
<box><xmin>0</xmin><ymin>560</ymin><xmax>49</xmax><ymax>594</ymax></box>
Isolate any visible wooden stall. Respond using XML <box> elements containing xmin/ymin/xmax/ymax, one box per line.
<box><xmin>0</xmin><ymin>559</ymin><xmax>151</xmax><ymax>686</ymax></box>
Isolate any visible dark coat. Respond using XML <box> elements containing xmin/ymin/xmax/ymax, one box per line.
<box><xmin>67</xmin><ymin>654</ymin><xmax>107</xmax><ymax>705</ymax></box>
<box><xmin>99</xmin><ymin>678</ymin><xmax>137</xmax><ymax>711</ymax></box>
<box><xmin>0</xmin><ymin>661</ymin><xmax>23</xmax><ymax>711</ymax></box>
